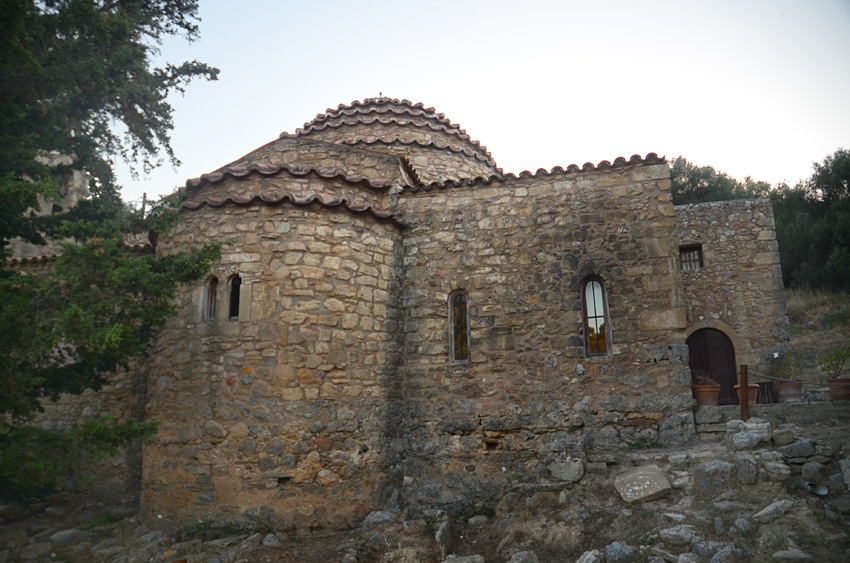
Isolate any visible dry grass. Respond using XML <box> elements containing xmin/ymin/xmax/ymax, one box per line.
<box><xmin>785</xmin><ymin>288</ymin><xmax>850</xmax><ymax>328</ymax></box>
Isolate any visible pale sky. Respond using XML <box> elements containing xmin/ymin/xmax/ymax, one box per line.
<box><xmin>115</xmin><ymin>0</ymin><xmax>850</xmax><ymax>206</ymax></box>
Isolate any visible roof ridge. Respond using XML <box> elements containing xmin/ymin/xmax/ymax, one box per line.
<box><xmin>342</xmin><ymin>137</ymin><xmax>501</xmax><ymax>170</ymax></box>
<box><xmin>183</xmin><ymin>162</ymin><xmax>396</xmax><ymax>192</ymax></box>
<box><xmin>181</xmin><ymin>192</ymin><xmax>408</xmax><ymax>228</ymax></box>
<box><xmin>403</xmin><ymin>153</ymin><xmax>665</xmax><ymax>192</ymax></box>
<box><xmin>302</xmin><ymin>103</ymin><xmax>458</xmax><ymax>134</ymax></box>
<box><xmin>296</xmin><ymin>115</ymin><xmax>494</xmax><ymax>161</ymax></box>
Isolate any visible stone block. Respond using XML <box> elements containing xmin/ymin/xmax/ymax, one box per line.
<box><xmin>693</xmin><ymin>460</ymin><xmax>735</xmax><ymax>498</ymax></box>
<box><xmin>613</xmin><ymin>465</ymin><xmax>672</xmax><ymax>503</ymax></box>
<box><xmin>638</xmin><ymin>308</ymin><xmax>687</xmax><ymax>331</ymax></box>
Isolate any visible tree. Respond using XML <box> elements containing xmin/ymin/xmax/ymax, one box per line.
<box><xmin>0</xmin><ymin>1</ymin><xmax>220</xmax><ymax>502</ymax></box>
<box><xmin>774</xmin><ymin>148</ymin><xmax>850</xmax><ymax>291</ymax></box>
<box><xmin>670</xmin><ymin>156</ymin><xmax>770</xmax><ymax>205</ymax></box>
<box><xmin>0</xmin><ymin>0</ymin><xmax>218</xmax><ymax>258</ymax></box>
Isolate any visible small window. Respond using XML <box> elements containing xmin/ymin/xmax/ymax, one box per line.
<box><xmin>582</xmin><ymin>277</ymin><xmax>610</xmax><ymax>356</ymax></box>
<box><xmin>680</xmin><ymin>245</ymin><xmax>703</xmax><ymax>271</ymax></box>
<box><xmin>449</xmin><ymin>291</ymin><xmax>470</xmax><ymax>363</ymax></box>
<box><xmin>206</xmin><ymin>277</ymin><xmax>218</xmax><ymax>321</ymax></box>
<box><xmin>229</xmin><ymin>275</ymin><xmax>241</xmax><ymax>321</ymax></box>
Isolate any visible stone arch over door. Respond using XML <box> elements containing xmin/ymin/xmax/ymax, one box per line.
<box><xmin>687</xmin><ymin>328</ymin><xmax>738</xmax><ymax>405</ymax></box>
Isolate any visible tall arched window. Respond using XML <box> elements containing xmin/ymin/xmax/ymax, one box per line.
<box><xmin>582</xmin><ymin>277</ymin><xmax>610</xmax><ymax>356</ymax></box>
<box><xmin>229</xmin><ymin>275</ymin><xmax>241</xmax><ymax>321</ymax></box>
<box><xmin>206</xmin><ymin>276</ymin><xmax>218</xmax><ymax>321</ymax></box>
<box><xmin>449</xmin><ymin>291</ymin><xmax>470</xmax><ymax>363</ymax></box>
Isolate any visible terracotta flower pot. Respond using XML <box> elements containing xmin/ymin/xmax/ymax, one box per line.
<box><xmin>778</xmin><ymin>380</ymin><xmax>803</xmax><ymax>402</ymax></box>
<box><xmin>828</xmin><ymin>379</ymin><xmax>850</xmax><ymax>401</ymax></box>
<box><xmin>692</xmin><ymin>384</ymin><xmax>720</xmax><ymax>406</ymax></box>
<box><xmin>734</xmin><ymin>383</ymin><xmax>759</xmax><ymax>405</ymax></box>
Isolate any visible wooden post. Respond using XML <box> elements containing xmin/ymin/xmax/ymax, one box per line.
<box><xmin>740</xmin><ymin>364</ymin><xmax>749</xmax><ymax>421</ymax></box>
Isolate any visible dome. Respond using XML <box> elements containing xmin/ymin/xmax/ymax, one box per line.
<box><xmin>294</xmin><ymin>98</ymin><xmax>501</xmax><ymax>184</ymax></box>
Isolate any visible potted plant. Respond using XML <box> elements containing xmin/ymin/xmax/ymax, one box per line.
<box><xmin>692</xmin><ymin>373</ymin><xmax>721</xmax><ymax>406</ymax></box>
<box><xmin>733</xmin><ymin>382</ymin><xmax>760</xmax><ymax>405</ymax></box>
<box><xmin>821</xmin><ymin>348</ymin><xmax>850</xmax><ymax>401</ymax></box>
<box><xmin>776</xmin><ymin>350</ymin><xmax>804</xmax><ymax>402</ymax></box>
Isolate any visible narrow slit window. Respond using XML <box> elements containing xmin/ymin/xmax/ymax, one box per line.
<box><xmin>582</xmin><ymin>277</ymin><xmax>610</xmax><ymax>356</ymax></box>
<box><xmin>680</xmin><ymin>245</ymin><xmax>703</xmax><ymax>271</ymax></box>
<box><xmin>206</xmin><ymin>277</ymin><xmax>218</xmax><ymax>321</ymax></box>
<box><xmin>229</xmin><ymin>275</ymin><xmax>241</xmax><ymax>321</ymax></box>
<box><xmin>450</xmin><ymin>291</ymin><xmax>470</xmax><ymax>362</ymax></box>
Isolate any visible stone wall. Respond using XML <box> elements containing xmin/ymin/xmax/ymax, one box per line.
<box><xmin>351</xmin><ymin>141</ymin><xmax>500</xmax><ymax>185</ymax></box>
<box><xmin>675</xmin><ymin>199</ymin><xmax>789</xmax><ymax>379</ymax></box>
<box><xmin>141</xmin><ymin>191</ymin><xmax>405</xmax><ymax>528</ymax></box>
<box><xmin>392</xmin><ymin>161</ymin><xmax>695</xmax><ymax>514</ymax></box>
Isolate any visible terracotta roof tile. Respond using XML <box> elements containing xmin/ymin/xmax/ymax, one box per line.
<box><xmin>181</xmin><ymin>192</ymin><xmax>408</xmax><ymax>228</ymax></box>
<box><xmin>403</xmin><ymin>153</ymin><xmax>665</xmax><ymax>192</ymax></box>
<box><xmin>183</xmin><ymin>163</ymin><xmax>395</xmax><ymax>192</ymax></box>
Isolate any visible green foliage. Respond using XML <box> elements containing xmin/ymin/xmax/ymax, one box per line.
<box><xmin>822</xmin><ymin>309</ymin><xmax>850</xmax><ymax>330</ymax></box>
<box><xmin>0</xmin><ymin>0</ymin><xmax>218</xmax><ymax>258</ymax></box>
<box><xmin>777</xmin><ymin>350</ymin><xmax>805</xmax><ymax>380</ymax></box>
<box><xmin>773</xmin><ymin>149</ymin><xmax>850</xmax><ymax>291</ymax></box>
<box><xmin>670</xmin><ymin>156</ymin><xmax>770</xmax><ymax>205</ymax></box>
<box><xmin>819</xmin><ymin>348</ymin><xmax>850</xmax><ymax>379</ymax></box>
<box><xmin>0</xmin><ymin>416</ymin><xmax>158</xmax><ymax>504</ymax></box>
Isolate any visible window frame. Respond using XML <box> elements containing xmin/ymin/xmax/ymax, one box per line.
<box><xmin>679</xmin><ymin>244</ymin><xmax>704</xmax><ymax>272</ymax></box>
<box><xmin>581</xmin><ymin>276</ymin><xmax>611</xmax><ymax>357</ymax></box>
<box><xmin>228</xmin><ymin>275</ymin><xmax>242</xmax><ymax>322</ymax></box>
<box><xmin>206</xmin><ymin>276</ymin><xmax>218</xmax><ymax>322</ymax></box>
<box><xmin>448</xmin><ymin>290</ymin><xmax>471</xmax><ymax>364</ymax></box>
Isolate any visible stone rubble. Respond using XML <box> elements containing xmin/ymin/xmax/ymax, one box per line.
<box><xmin>2</xmin><ymin>417</ymin><xmax>850</xmax><ymax>562</ymax></box>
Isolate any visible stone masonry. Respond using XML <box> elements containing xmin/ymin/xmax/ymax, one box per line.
<box><xmin>17</xmin><ymin>98</ymin><xmax>788</xmax><ymax>528</ymax></box>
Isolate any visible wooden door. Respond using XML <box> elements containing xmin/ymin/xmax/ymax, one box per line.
<box><xmin>687</xmin><ymin>329</ymin><xmax>737</xmax><ymax>405</ymax></box>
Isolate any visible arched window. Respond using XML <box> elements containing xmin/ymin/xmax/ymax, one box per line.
<box><xmin>449</xmin><ymin>291</ymin><xmax>470</xmax><ymax>363</ymax></box>
<box><xmin>229</xmin><ymin>275</ymin><xmax>241</xmax><ymax>321</ymax></box>
<box><xmin>206</xmin><ymin>277</ymin><xmax>218</xmax><ymax>321</ymax></box>
<box><xmin>582</xmin><ymin>277</ymin><xmax>610</xmax><ymax>356</ymax></box>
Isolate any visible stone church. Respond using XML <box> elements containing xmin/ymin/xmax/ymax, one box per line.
<box><xmin>24</xmin><ymin>98</ymin><xmax>789</xmax><ymax>527</ymax></box>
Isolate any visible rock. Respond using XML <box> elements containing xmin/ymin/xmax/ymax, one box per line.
<box><xmin>361</xmin><ymin>510</ymin><xmax>397</xmax><ymax>532</ymax></box>
<box><xmin>731</xmin><ymin>432</ymin><xmax>763</xmax><ymax>450</ymax></box>
<box><xmin>575</xmin><ymin>550</ymin><xmax>603</xmax><ymax>563</ymax></box>
<box><xmin>695</xmin><ymin>408</ymin><xmax>723</xmax><ymax>424</ymax></box>
<box><xmin>613</xmin><ymin>465</ymin><xmax>672</xmax><ymax>503</ymax></box>
<box><xmin>467</xmin><ymin>515</ymin><xmax>489</xmax><ymax>527</ymax></box>
<box><xmin>442</xmin><ymin>556</ymin><xmax>484</xmax><ymax>563</ymax></box>
<box><xmin>761</xmin><ymin>462</ymin><xmax>791</xmax><ymax>482</ymax></box>
<box><xmin>772</xmin><ymin>427</ymin><xmax>796</xmax><ymax>446</ymax></box>
<box><xmin>734</xmin><ymin>517</ymin><xmax>753</xmax><ymax>533</ymax></box>
<box><xmin>49</xmin><ymin>528</ymin><xmax>88</xmax><ymax>548</ymax></box>
<box><xmin>753</xmin><ymin>499</ymin><xmax>795</xmax><ymax>523</ymax></box>
<box><xmin>19</xmin><ymin>542</ymin><xmax>52</xmax><ymax>561</ymax></box>
<box><xmin>240</xmin><ymin>534</ymin><xmax>262</xmax><ymax>550</ymax></box>
<box><xmin>735</xmin><ymin>453</ymin><xmax>757</xmax><ymax>485</ymax></box>
<box><xmin>771</xmin><ymin>549</ymin><xmax>813</xmax><ymax>561</ymax></box>
<box><xmin>693</xmin><ymin>460</ymin><xmax>735</xmax><ymax>498</ymax></box>
<box><xmin>605</xmin><ymin>541</ymin><xmax>638</xmax><ymax>563</ymax></box>
<box><xmin>801</xmin><ymin>462</ymin><xmax>824</xmax><ymax>482</ymax></box>
<box><xmin>778</xmin><ymin>439</ymin><xmax>816</xmax><ymax>458</ymax></box>
<box><xmin>548</xmin><ymin>456</ymin><xmax>584</xmax><ymax>482</ymax></box>
<box><xmin>840</xmin><ymin>459</ymin><xmax>850</xmax><ymax>488</ymax></box>
<box><xmin>262</xmin><ymin>533</ymin><xmax>282</xmax><ymax>547</ymax></box>
<box><xmin>435</xmin><ymin>520</ymin><xmax>452</xmax><ymax>558</ymax></box>
<box><xmin>829</xmin><ymin>472</ymin><xmax>847</xmax><ymax>492</ymax></box>
<box><xmin>709</xmin><ymin>546</ymin><xmax>743</xmax><ymax>562</ymax></box>
<box><xmin>678</xmin><ymin>555</ymin><xmax>699</xmax><ymax>563</ymax></box>
<box><xmin>659</xmin><ymin>525</ymin><xmax>705</xmax><ymax>546</ymax></box>
<box><xmin>508</xmin><ymin>551</ymin><xmax>540</xmax><ymax>563</ymax></box>
<box><xmin>381</xmin><ymin>548</ymin><xmax>428</xmax><ymax>562</ymax></box>
<box><xmin>694</xmin><ymin>541</ymin><xmax>726</xmax><ymax>558</ymax></box>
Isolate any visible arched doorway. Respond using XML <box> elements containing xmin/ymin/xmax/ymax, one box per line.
<box><xmin>687</xmin><ymin>329</ymin><xmax>737</xmax><ymax>405</ymax></box>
